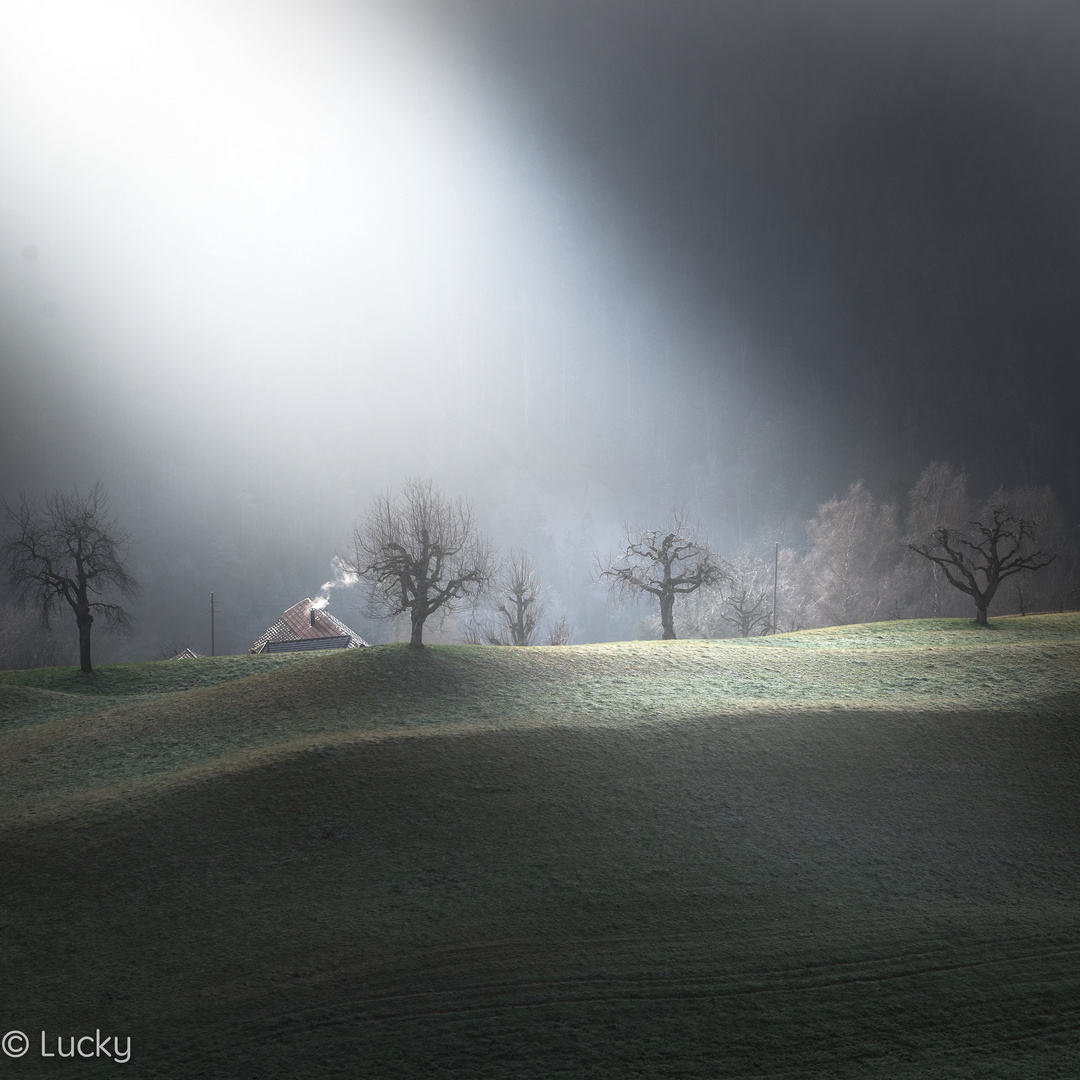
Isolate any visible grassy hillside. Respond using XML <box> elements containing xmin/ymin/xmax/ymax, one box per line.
<box><xmin>0</xmin><ymin>652</ymin><xmax>314</xmax><ymax>729</ymax></box>
<box><xmin>1</xmin><ymin>616</ymin><xmax>1079</xmax><ymax>1077</ymax></box>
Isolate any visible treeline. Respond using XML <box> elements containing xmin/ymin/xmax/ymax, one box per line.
<box><xmin>642</xmin><ymin>462</ymin><xmax>1078</xmax><ymax>640</ymax></box>
<box><xmin>3</xmin><ymin>462</ymin><xmax>1077</xmax><ymax>670</ymax></box>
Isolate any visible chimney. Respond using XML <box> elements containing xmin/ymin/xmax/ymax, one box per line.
<box><xmin>310</xmin><ymin>606</ymin><xmax>316</xmax><ymax>628</ymax></box>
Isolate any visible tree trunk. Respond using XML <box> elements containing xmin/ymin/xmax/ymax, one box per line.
<box><xmin>77</xmin><ymin>611</ymin><xmax>94</xmax><ymax>674</ymax></box>
<box><xmin>660</xmin><ymin>592</ymin><xmax>676</xmax><ymax>639</ymax></box>
<box><xmin>410</xmin><ymin>612</ymin><xmax>426</xmax><ymax>648</ymax></box>
<box><xmin>975</xmin><ymin>604</ymin><xmax>989</xmax><ymax>627</ymax></box>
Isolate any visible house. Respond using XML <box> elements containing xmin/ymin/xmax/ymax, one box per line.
<box><xmin>249</xmin><ymin>598</ymin><xmax>369</xmax><ymax>654</ymax></box>
<box><xmin>168</xmin><ymin>647</ymin><xmax>200</xmax><ymax>660</ymax></box>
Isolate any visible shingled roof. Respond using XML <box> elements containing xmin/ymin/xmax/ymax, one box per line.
<box><xmin>249</xmin><ymin>598</ymin><xmax>368</xmax><ymax>654</ymax></box>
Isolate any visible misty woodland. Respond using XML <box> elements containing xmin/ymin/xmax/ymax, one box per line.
<box><xmin>2</xmin><ymin>461</ymin><xmax>1074</xmax><ymax>671</ymax></box>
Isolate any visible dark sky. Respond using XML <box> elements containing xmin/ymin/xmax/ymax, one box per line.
<box><xmin>442</xmin><ymin>0</ymin><xmax>1080</xmax><ymax>505</ymax></box>
<box><xmin>2</xmin><ymin>0</ymin><xmax>1079</xmax><ymax>651</ymax></box>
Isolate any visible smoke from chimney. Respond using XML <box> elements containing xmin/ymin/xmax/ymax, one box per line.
<box><xmin>321</xmin><ymin>555</ymin><xmax>360</xmax><ymax>596</ymax></box>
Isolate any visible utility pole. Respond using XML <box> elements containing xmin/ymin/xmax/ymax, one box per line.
<box><xmin>773</xmin><ymin>542</ymin><xmax>779</xmax><ymax>635</ymax></box>
<box><xmin>210</xmin><ymin>591</ymin><xmax>215</xmax><ymax>657</ymax></box>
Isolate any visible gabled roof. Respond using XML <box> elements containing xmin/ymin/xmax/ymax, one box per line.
<box><xmin>263</xmin><ymin>635</ymin><xmax>354</xmax><ymax>654</ymax></box>
<box><xmin>169</xmin><ymin>647</ymin><xmax>200</xmax><ymax>661</ymax></box>
<box><xmin>249</xmin><ymin>598</ymin><xmax>368</xmax><ymax>654</ymax></box>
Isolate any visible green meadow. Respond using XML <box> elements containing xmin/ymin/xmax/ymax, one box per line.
<box><xmin>2</xmin><ymin>614</ymin><xmax>1079</xmax><ymax>1077</ymax></box>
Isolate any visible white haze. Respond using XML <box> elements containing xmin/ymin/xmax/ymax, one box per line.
<box><xmin>0</xmin><ymin>0</ymin><xmax>749</xmax><ymax>651</ymax></box>
<box><xmin>1</xmin><ymin>1</ymin><xmax>520</xmax><ymax>403</ymax></box>
<box><xmin>0</xmin><ymin>0</ymin><xmax>725</xmax><ymax>482</ymax></box>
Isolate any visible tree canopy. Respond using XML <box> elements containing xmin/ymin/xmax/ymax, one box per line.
<box><xmin>600</xmin><ymin>517</ymin><xmax>726</xmax><ymax>640</ymax></box>
<box><xmin>345</xmin><ymin>478</ymin><xmax>495</xmax><ymax>648</ymax></box>
<box><xmin>908</xmin><ymin>500</ymin><xmax>1057</xmax><ymax>626</ymax></box>
<box><xmin>2</xmin><ymin>482</ymin><xmax>140</xmax><ymax>674</ymax></box>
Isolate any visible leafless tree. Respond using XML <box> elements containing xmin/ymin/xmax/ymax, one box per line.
<box><xmin>772</xmin><ymin>546</ymin><xmax>814</xmax><ymax>633</ymax></box>
<box><xmin>472</xmin><ymin>549</ymin><xmax>545</xmax><ymax>646</ymax></box>
<box><xmin>544</xmin><ymin>614</ymin><xmax>573</xmax><ymax>646</ymax></box>
<box><xmin>803</xmin><ymin>482</ymin><xmax>901</xmax><ymax>626</ymax></box>
<box><xmin>2</xmin><ymin>482</ymin><xmax>140</xmax><ymax>674</ymax></box>
<box><xmin>636</xmin><ymin>586</ymin><xmax>718</xmax><ymax>640</ymax></box>
<box><xmin>717</xmin><ymin>550</ymin><xmax>774</xmax><ymax>637</ymax></box>
<box><xmin>907</xmin><ymin>499</ymin><xmax>1057</xmax><ymax>626</ymax></box>
<box><xmin>636</xmin><ymin>543</ymin><xmax>803</xmax><ymax>639</ymax></box>
<box><xmin>902</xmin><ymin>462</ymin><xmax>972</xmax><ymax>617</ymax></box>
<box><xmin>599</xmin><ymin>516</ymin><xmax>727</xmax><ymax>640</ymax></box>
<box><xmin>345</xmin><ymin>477</ymin><xmax>495</xmax><ymax>648</ymax></box>
<box><xmin>994</xmin><ymin>486</ymin><xmax>1069</xmax><ymax>615</ymax></box>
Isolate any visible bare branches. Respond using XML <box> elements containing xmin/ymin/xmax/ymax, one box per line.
<box><xmin>344</xmin><ymin>477</ymin><xmax>495</xmax><ymax>647</ymax></box>
<box><xmin>2</xmin><ymin>482</ymin><xmax>140</xmax><ymax>673</ymax></box>
<box><xmin>902</xmin><ymin>462</ymin><xmax>972</xmax><ymax>617</ymax></box>
<box><xmin>477</xmin><ymin>549</ymin><xmax>546</xmax><ymax>646</ymax></box>
<box><xmin>907</xmin><ymin>501</ymin><xmax>1057</xmax><ymax>626</ymax></box>
<box><xmin>599</xmin><ymin>515</ymin><xmax>726</xmax><ymax>639</ymax></box>
<box><xmin>716</xmin><ymin>550</ymin><xmax>773</xmax><ymax>637</ymax></box>
<box><xmin>803</xmin><ymin>482</ymin><xmax>900</xmax><ymax>626</ymax></box>
<box><xmin>544</xmin><ymin>614</ymin><xmax>573</xmax><ymax>646</ymax></box>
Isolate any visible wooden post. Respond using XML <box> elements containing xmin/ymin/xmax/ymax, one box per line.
<box><xmin>773</xmin><ymin>542</ymin><xmax>779</xmax><ymax>635</ymax></box>
<box><xmin>210</xmin><ymin>591</ymin><xmax>215</xmax><ymax>657</ymax></box>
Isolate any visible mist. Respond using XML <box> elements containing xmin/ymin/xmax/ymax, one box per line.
<box><xmin>2</xmin><ymin>0</ymin><xmax>1079</xmax><ymax>657</ymax></box>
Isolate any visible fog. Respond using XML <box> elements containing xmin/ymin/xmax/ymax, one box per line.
<box><xmin>2</xmin><ymin>0</ymin><xmax>1079</xmax><ymax>656</ymax></box>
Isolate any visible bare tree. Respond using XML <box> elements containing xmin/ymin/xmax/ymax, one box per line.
<box><xmin>472</xmin><ymin>549</ymin><xmax>546</xmax><ymax>646</ymax></box>
<box><xmin>345</xmin><ymin>478</ymin><xmax>495</xmax><ymax>648</ymax></box>
<box><xmin>636</xmin><ymin>584</ymin><xmax>722</xmax><ymax>640</ymax></box>
<box><xmin>636</xmin><ymin>543</ymin><xmax>801</xmax><ymax>639</ymax></box>
<box><xmin>2</xmin><ymin>482</ymin><xmax>140</xmax><ymax>674</ymax></box>
<box><xmin>907</xmin><ymin>499</ymin><xmax>1057</xmax><ymax>626</ymax></box>
<box><xmin>773</xmin><ymin>546</ymin><xmax>815</xmax><ymax>633</ymax></box>
<box><xmin>902</xmin><ymin>462</ymin><xmax>972</xmax><ymax>617</ymax></box>
<box><xmin>995</xmin><ymin>486</ymin><xmax>1068</xmax><ymax>615</ymax></box>
<box><xmin>544</xmin><ymin>614</ymin><xmax>573</xmax><ymax>646</ymax></box>
<box><xmin>683</xmin><ymin>541</ymin><xmax>813</xmax><ymax>638</ymax></box>
<box><xmin>599</xmin><ymin>517</ymin><xmax>726</xmax><ymax>640</ymax></box>
<box><xmin>717</xmin><ymin>550</ymin><xmax>774</xmax><ymax>637</ymax></box>
<box><xmin>803</xmin><ymin>482</ymin><xmax>901</xmax><ymax>626</ymax></box>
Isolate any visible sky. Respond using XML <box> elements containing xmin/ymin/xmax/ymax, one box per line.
<box><xmin>1</xmin><ymin>0</ymin><xmax>1078</xmax><ymax>653</ymax></box>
